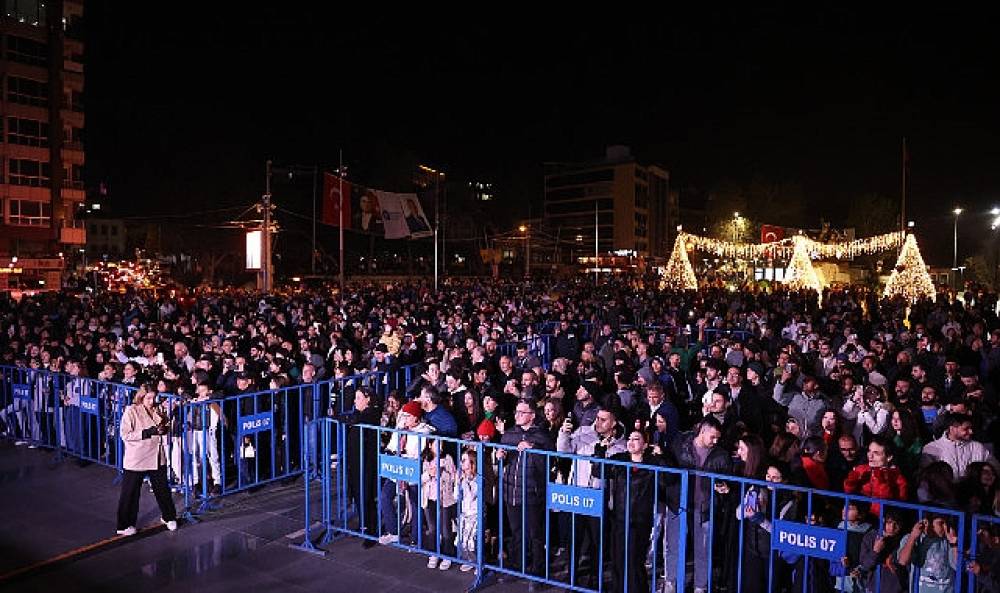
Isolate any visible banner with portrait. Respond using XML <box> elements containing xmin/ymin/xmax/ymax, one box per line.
<box><xmin>320</xmin><ymin>174</ymin><xmax>432</xmax><ymax>239</ymax></box>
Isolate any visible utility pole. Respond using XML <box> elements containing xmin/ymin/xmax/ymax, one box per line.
<box><xmin>311</xmin><ymin>164</ymin><xmax>318</xmax><ymax>274</ymax></box>
<box><xmin>525</xmin><ymin>224</ymin><xmax>531</xmax><ymax>278</ymax></box>
<box><xmin>594</xmin><ymin>200</ymin><xmax>599</xmax><ymax>287</ymax></box>
<box><xmin>262</xmin><ymin>160</ymin><xmax>273</xmax><ymax>293</ymax></box>
<box><xmin>338</xmin><ymin>150</ymin><xmax>345</xmax><ymax>303</ymax></box>
<box><xmin>435</xmin><ymin>172</ymin><xmax>439</xmax><ymax>291</ymax></box>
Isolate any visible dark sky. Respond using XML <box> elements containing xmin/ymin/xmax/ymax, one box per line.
<box><xmin>85</xmin><ymin>6</ymin><xmax>1000</xmax><ymax>265</ymax></box>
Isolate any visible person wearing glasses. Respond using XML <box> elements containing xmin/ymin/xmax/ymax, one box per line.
<box><xmin>496</xmin><ymin>399</ymin><xmax>554</xmax><ymax>592</ymax></box>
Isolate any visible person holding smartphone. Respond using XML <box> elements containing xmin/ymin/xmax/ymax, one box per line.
<box><xmin>116</xmin><ymin>383</ymin><xmax>178</xmax><ymax>536</ymax></box>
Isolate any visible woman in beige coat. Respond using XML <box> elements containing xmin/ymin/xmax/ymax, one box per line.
<box><xmin>116</xmin><ymin>384</ymin><xmax>178</xmax><ymax>535</ymax></box>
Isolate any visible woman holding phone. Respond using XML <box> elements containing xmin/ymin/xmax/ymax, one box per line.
<box><xmin>116</xmin><ymin>383</ymin><xmax>178</xmax><ymax>536</ymax></box>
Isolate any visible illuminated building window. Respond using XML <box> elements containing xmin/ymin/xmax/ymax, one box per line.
<box><xmin>4</xmin><ymin>0</ymin><xmax>47</xmax><ymax>27</ymax></box>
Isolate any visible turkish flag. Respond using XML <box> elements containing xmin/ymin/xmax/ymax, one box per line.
<box><xmin>761</xmin><ymin>224</ymin><xmax>784</xmax><ymax>243</ymax></box>
<box><xmin>321</xmin><ymin>173</ymin><xmax>351</xmax><ymax>227</ymax></box>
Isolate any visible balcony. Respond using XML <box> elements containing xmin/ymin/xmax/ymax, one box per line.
<box><xmin>59</xmin><ymin>220</ymin><xmax>85</xmax><ymax>245</ymax></box>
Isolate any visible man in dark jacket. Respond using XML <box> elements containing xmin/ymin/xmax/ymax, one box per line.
<box><xmin>343</xmin><ymin>387</ymin><xmax>381</xmax><ymax>548</ymax></box>
<box><xmin>497</xmin><ymin>399</ymin><xmax>554</xmax><ymax>590</ymax></box>
<box><xmin>663</xmin><ymin>416</ymin><xmax>732</xmax><ymax>593</ymax></box>
<box><xmin>553</xmin><ymin>321</ymin><xmax>581</xmax><ymax>362</ymax></box>
<box><xmin>716</xmin><ymin>365</ymin><xmax>765</xmax><ymax>436</ymax></box>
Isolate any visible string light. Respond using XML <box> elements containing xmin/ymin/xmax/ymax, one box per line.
<box><xmin>785</xmin><ymin>235</ymin><xmax>821</xmax><ymax>292</ymax></box>
<box><xmin>677</xmin><ymin>230</ymin><xmax>904</xmax><ymax>261</ymax></box>
<box><xmin>664</xmin><ymin>229</ymin><xmax>915</xmax><ymax>293</ymax></box>
<box><xmin>883</xmin><ymin>233</ymin><xmax>936</xmax><ymax>302</ymax></box>
<box><xmin>662</xmin><ymin>234</ymin><xmax>698</xmax><ymax>290</ymax></box>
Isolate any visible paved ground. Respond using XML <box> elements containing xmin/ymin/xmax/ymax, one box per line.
<box><xmin>0</xmin><ymin>442</ymin><xmax>545</xmax><ymax>593</ymax></box>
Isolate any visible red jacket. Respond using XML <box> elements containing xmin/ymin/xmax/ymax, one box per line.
<box><xmin>843</xmin><ymin>464</ymin><xmax>908</xmax><ymax>513</ymax></box>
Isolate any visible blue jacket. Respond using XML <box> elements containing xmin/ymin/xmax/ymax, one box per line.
<box><xmin>424</xmin><ymin>405</ymin><xmax>458</xmax><ymax>438</ymax></box>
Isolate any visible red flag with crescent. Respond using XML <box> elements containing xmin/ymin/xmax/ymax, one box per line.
<box><xmin>761</xmin><ymin>225</ymin><xmax>784</xmax><ymax>243</ymax></box>
<box><xmin>321</xmin><ymin>173</ymin><xmax>352</xmax><ymax>227</ymax></box>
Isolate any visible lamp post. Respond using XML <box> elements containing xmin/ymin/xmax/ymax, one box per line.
<box><xmin>419</xmin><ymin>164</ymin><xmax>445</xmax><ymax>291</ymax></box>
<box><xmin>519</xmin><ymin>224</ymin><xmax>529</xmax><ymax>277</ymax></box>
<box><xmin>953</xmin><ymin>207</ymin><xmax>962</xmax><ymax>289</ymax></box>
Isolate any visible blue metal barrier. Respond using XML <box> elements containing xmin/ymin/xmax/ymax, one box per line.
<box><xmin>0</xmin><ymin>366</ymin><xmax>138</xmax><ymax>470</ymax></box>
<box><xmin>970</xmin><ymin>514</ymin><xmax>1000</xmax><ymax>593</ymax></box>
<box><xmin>295</xmin><ymin>416</ymin><xmax>980</xmax><ymax>593</ymax></box>
<box><xmin>702</xmin><ymin>328</ymin><xmax>754</xmax><ymax>349</ymax></box>
<box><xmin>298</xmin><ymin>418</ymin><xmax>691</xmax><ymax>593</ymax></box>
<box><xmin>693</xmin><ymin>468</ymin><xmax>965</xmax><ymax>593</ymax></box>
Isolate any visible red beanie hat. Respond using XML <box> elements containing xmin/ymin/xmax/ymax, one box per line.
<box><xmin>476</xmin><ymin>419</ymin><xmax>497</xmax><ymax>440</ymax></box>
<box><xmin>401</xmin><ymin>401</ymin><xmax>423</xmax><ymax>419</ymax></box>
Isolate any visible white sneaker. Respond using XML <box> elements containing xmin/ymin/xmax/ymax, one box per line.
<box><xmin>694</xmin><ymin>588</ymin><xmax>707</xmax><ymax>593</ymax></box>
<box><xmin>438</xmin><ymin>559</ymin><xmax>452</xmax><ymax>571</ymax></box>
<box><xmin>14</xmin><ymin>440</ymin><xmax>27</xmax><ymax>446</ymax></box>
<box><xmin>662</xmin><ymin>581</ymin><xmax>676</xmax><ymax>593</ymax></box>
<box><xmin>378</xmin><ymin>534</ymin><xmax>399</xmax><ymax>545</ymax></box>
<box><xmin>427</xmin><ymin>556</ymin><xmax>439</xmax><ymax>569</ymax></box>
<box><xmin>459</xmin><ymin>564</ymin><xmax>475</xmax><ymax>572</ymax></box>
<box><xmin>161</xmin><ymin>518</ymin><xmax>178</xmax><ymax>531</ymax></box>
<box><xmin>116</xmin><ymin>526</ymin><xmax>137</xmax><ymax>536</ymax></box>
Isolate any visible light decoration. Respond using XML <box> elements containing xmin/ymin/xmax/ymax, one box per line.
<box><xmin>678</xmin><ymin>230</ymin><xmax>904</xmax><ymax>261</ymax></box>
<box><xmin>883</xmin><ymin>233</ymin><xmax>936</xmax><ymax>302</ymax></box>
<box><xmin>668</xmin><ymin>229</ymin><xmax>909</xmax><ymax>292</ymax></box>
<box><xmin>662</xmin><ymin>234</ymin><xmax>698</xmax><ymax>290</ymax></box>
<box><xmin>784</xmin><ymin>235</ymin><xmax>821</xmax><ymax>291</ymax></box>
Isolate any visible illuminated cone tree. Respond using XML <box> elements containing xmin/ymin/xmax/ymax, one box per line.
<box><xmin>883</xmin><ymin>233</ymin><xmax>936</xmax><ymax>302</ymax></box>
<box><xmin>784</xmin><ymin>235</ymin><xmax>821</xmax><ymax>292</ymax></box>
<box><xmin>663</xmin><ymin>235</ymin><xmax>698</xmax><ymax>290</ymax></box>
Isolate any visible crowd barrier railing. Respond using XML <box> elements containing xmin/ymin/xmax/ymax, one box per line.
<box><xmin>297</xmin><ymin>417</ymin><xmax>980</xmax><ymax>593</ymax></box>
<box><xmin>298</xmin><ymin>418</ymin><xmax>692</xmax><ymax>593</ymax></box>
<box><xmin>970</xmin><ymin>514</ymin><xmax>1000</xmax><ymax>593</ymax></box>
<box><xmin>690</xmin><ymin>468</ymin><xmax>965</xmax><ymax>593</ymax></box>
<box><xmin>0</xmin><ymin>365</ymin><xmax>138</xmax><ymax>475</ymax></box>
<box><xmin>702</xmin><ymin>328</ymin><xmax>754</xmax><ymax>350</ymax></box>
<box><xmin>0</xmin><ymin>365</ymin><xmax>404</xmax><ymax>518</ymax></box>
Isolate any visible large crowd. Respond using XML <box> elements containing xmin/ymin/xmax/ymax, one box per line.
<box><xmin>3</xmin><ymin>280</ymin><xmax>1000</xmax><ymax>593</ymax></box>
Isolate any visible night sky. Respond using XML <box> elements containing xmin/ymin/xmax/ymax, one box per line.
<box><xmin>85</xmin><ymin>6</ymin><xmax>1000</xmax><ymax>266</ymax></box>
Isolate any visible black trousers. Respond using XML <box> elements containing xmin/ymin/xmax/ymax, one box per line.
<box><xmin>117</xmin><ymin>465</ymin><xmax>177</xmax><ymax>530</ymax></box>
<box><xmin>611</xmin><ymin>518</ymin><xmax>652</xmax><ymax>593</ymax></box>
<box><xmin>504</xmin><ymin>501</ymin><xmax>545</xmax><ymax>576</ymax></box>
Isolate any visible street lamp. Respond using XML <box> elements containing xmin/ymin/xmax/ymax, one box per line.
<box><xmin>519</xmin><ymin>224</ymin><xmax>529</xmax><ymax>277</ymax></box>
<box><xmin>419</xmin><ymin>164</ymin><xmax>445</xmax><ymax>291</ymax></box>
<box><xmin>732</xmin><ymin>212</ymin><xmax>741</xmax><ymax>244</ymax></box>
<box><xmin>953</xmin><ymin>207</ymin><xmax>963</xmax><ymax>289</ymax></box>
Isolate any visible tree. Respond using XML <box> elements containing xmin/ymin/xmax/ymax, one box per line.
<box><xmin>884</xmin><ymin>234</ymin><xmax>935</xmax><ymax>302</ymax></box>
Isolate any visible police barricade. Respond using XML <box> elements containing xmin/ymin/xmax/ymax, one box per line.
<box><xmin>482</xmin><ymin>438</ymin><xmax>689</xmax><ymax>593</ymax></box>
<box><xmin>969</xmin><ymin>514</ymin><xmax>1000</xmax><ymax>592</ymax></box>
<box><xmin>0</xmin><ymin>365</ymin><xmax>60</xmax><ymax>449</ymax></box>
<box><xmin>497</xmin><ymin>340</ymin><xmax>554</xmax><ymax>371</ymax></box>
<box><xmin>67</xmin><ymin>377</ymin><xmax>136</xmax><ymax>471</ymax></box>
<box><xmin>385</xmin><ymin>364</ymin><xmax>420</xmax><ymax>397</ymax></box>
<box><xmin>702</xmin><ymin>328</ymin><xmax>754</xmax><ymax>349</ymax></box>
<box><xmin>297</xmin><ymin>418</ymin><xmax>487</xmax><ymax>574</ymax></box>
<box><xmin>298</xmin><ymin>417</ymin><xmax>690</xmax><ymax>593</ymax></box>
<box><xmin>695</xmin><ymin>469</ymin><xmax>965</xmax><ymax>593</ymax></box>
<box><xmin>0</xmin><ymin>366</ymin><xmax>137</xmax><ymax>470</ymax></box>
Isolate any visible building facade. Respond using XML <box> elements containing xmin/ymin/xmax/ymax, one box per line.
<box><xmin>543</xmin><ymin>146</ymin><xmax>674</xmax><ymax>258</ymax></box>
<box><xmin>0</xmin><ymin>0</ymin><xmax>85</xmax><ymax>289</ymax></box>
